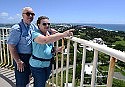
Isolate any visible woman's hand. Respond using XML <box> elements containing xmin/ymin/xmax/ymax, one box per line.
<box><xmin>56</xmin><ymin>46</ymin><xmax>65</xmax><ymax>53</ymax></box>
<box><xmin>50</xmin><ymin>28</ymin><xmax>58</xmax><ymax>34</ymax></box>
<box><xmin>63</xmin><ymin>29</ymin><xmax>75</xmax><ymax>37</ymax></box>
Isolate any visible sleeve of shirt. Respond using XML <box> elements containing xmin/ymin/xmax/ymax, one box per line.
<box><xmin>32</xmin><ymin>30</ymin><xmax>41</xmax><ymax>41</ymax></box>
<box><xmin>7</xmin><ymin>24</ymin><xmax>21</xmax><ymax>45</ymax></box>
<box><xmin>31</xmin><ymin>23</ymin><xmax>38</xmax><ymax>31</ymax></box>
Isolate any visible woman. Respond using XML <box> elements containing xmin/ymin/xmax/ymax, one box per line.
<box><xmin>29</xmin><ymin>16</ymin><xmax>74</xmax><ymax>87</ymax></box>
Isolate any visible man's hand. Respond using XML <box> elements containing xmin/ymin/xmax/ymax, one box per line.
<box><xmin>16</xmin><ymin>60</ymin><xmax>25</xmax><ymax>72</ymax></box>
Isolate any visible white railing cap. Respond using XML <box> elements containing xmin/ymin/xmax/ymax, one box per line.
<box><xmin>66</xmin><ymin>37</ymin><xmax>125</xmax><ymax>62</ymax></box>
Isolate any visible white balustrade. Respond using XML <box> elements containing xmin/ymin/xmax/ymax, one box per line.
<box><xmin>1</xmin><ymin>28</ymin><xmax>125</xmax><ymax>87</ymax></box>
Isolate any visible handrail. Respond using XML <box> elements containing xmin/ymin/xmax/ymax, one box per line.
<box><xmin>69</xmin><ymin>37</ymin><xmax>125</xmax><ymax>62</ymax></box>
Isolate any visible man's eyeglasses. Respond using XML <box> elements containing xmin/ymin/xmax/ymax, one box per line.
<box><xmin>42</xmin><ymin>23</ymin><xmax>50</xmax><ymax>26</ymax></box>
<box><xmin>23</xmin><ymin>12</ymin><xmax>35</xmax><ymax>16</ymax></box>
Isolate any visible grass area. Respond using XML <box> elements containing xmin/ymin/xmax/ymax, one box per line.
<box><xmin>49</xmin><ymin>64</ymin><xmax>125</xmax><ymax>87</ymax></box>
<box><xmin>113</xmin><ymin>78</ymin><xmax>125</xmax><ymax>87</ymax></box>
<box><xmin>98</xmin><ymin>64</ymin><xmax>125</xmax><ymax>76</ymax></box>
<box><xmin>115</xmin><ymin>36</ymin><xmax>123</xmax><ymax>40</ymax></box>
<box><xmin>49</xmin><ymin>66</ymin><xmax>125</xmax><ymax>87</ymax></box>
<box><xmin>50</xmin><ymin>69</ymin><xmax>73</xmax><ymax>86</ymax></box>
<box><xmin>98</xmin><ymin>64</ymin><xmax>109</xmax><ymax>71</ymax></box>
<box><xmin>115</xmin><ymin>66</ymin><xmax>125</xmax><ymax>76</ymax></box>
<box><xmin>114</xmin><ymin>41</ymin><xmax>125</xmax><ymax>46</ymax></box>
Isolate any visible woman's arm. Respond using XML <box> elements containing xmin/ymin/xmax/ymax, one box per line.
<box><xmin>34</xmin><ymin>29</ymin><xmax>74</xmax><ymax>44</ymax></box>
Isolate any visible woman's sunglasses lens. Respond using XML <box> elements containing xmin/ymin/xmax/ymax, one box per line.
<box><xmin>43</xmin><ymin>23</ymin><xmax>50</xmax><ymax>26</ymax></box>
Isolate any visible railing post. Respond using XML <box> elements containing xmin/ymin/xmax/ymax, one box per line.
<box><xmin>0</xmin><ymin>29</ymin><xmax>7</xmax><ymax>67</ymax></box>
<box><xmin>61</xmin><ymin>39</ymin><xmax>64</xmax><ymax>87</ymax></box>
<box><xmin>0</xmin><ymin>32</ymin><xmax>1</xmax><ymax>52</ymax></box>
<box><xmin>107</xmin><ymin>57</ymin><xmax>116</xmax><ymax>87</ymax></box>
<box><xmin>52</xmin><ymin>62</ymin><xmax>54</xmax><ymax>87</ymax></box>
<box><xmin>0</xmin><ymin>30</ymin><xmax>3</xmax><ymax>66</ymax></box>
<box><xmin>3</xmin><ymin>29</ymin><xmax>7</xmax><ymax>66</ymax></box>
<box><xmin>91</xmin><ymin>49</ymin><xmax>98</xmax><ymax>87</ymax></box>
<box><xmin>72</xmin><ymin>42</ymin><xmax>77</xmax><ymax>87</ymax></box>
<box><xmin>56</xmin><ymin>41</ymin><xmax>59</xmax><ymax>87</ymax></box>
<box><xmin>5</xmin><ymin>29</ymin><xmax>11</xmax><ymax>68</ymax></box>
<box><xmin>80</xmin><ymin>45</ymin><xmax>86</xmax><ymax>87</ymax></box>
<box><xmin>65</xmin><ymin>39</ymin><xmax>70</xmax><ymax>87</ymax></box>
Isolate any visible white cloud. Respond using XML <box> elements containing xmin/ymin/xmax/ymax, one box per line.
<box><xmin>8</xmin><ymin>17</ymin><xmax>14</xmax><ymax>20</ymax></box>
<box><xmin>15</xmin><ymin>14</ymin><xmax>22</xmax><ymax>19</ymax></box>
<box><xmin>0</xmin><ymin>12</ymin><xmax>8</xmax><ymax>17</ymax></box>
<box><xmin>0</xmin><ymin>12</ymin><xmax>21</xmax><ymax>23</ymax></box>
<box><xmin>16</xmin><ymin>14</ymin><xmax>20</xmax><ymax>16</ymax></box>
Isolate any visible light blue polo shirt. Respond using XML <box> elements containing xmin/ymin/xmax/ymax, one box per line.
<box><xmin>29</xmin><ymin>29</ymin><xmax>53</xmax><ymax>68</ymax></box>
<box><xmin>7</xmin><ymin>20</ymin><xmax>37</xmax><ymax>54</ymax></box>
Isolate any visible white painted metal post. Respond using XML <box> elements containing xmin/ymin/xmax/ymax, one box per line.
<box><xmin>56</xmin><ymin>41</ymin><xmax>59</xmax><ymax>86</ymax></box>
<box><xmin>66</xmin><ymin>39</ymin><xmax>70</xmax><ymax>87</ymax></box>
<box><xmin>80</xmin><ymin>45</ymin><xmax>86</xmax><ymax>87</ymax></box>
<box><xmin>61</xmin><ymin>39</ymin><xmax>64</xmax><ymax>87</ymax></box>
<box><xmin>91</xmin><ymin>49</ymin><xmax>98</xmax><ymax>87</ymax></box>
<box><xmin>2</xmin><ymin>29</ymin><xmax>7</xmax><ymax>66</ymax></box>
<box><xmin>0</xmin><ymin>29</ymin><xmax>2</xmax><ymax>65</ymax></box>
<box><xmin>72</xmin><ymin>42</ymin><xmax>77</xmax><ymax>87</ymax></box>
<box><xmin>5</xmin><ymin>29</ymin><xmax>10</xmax><ymax>68</ymax></box>
<box><xmin>52</xmin><ymin>63</ymin><xmax>54</xmax><ymax>87</ymax></box>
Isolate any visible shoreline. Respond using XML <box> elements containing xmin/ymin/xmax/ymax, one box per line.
<box><xmin>0</xmin><ymin>23</ymin><xmax>125</xmax><ymax>32</ymax></box>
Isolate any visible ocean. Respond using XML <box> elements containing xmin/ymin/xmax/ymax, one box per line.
<box><xmin>81</xmin><ymin>24</ymin><xmax>125</xmax><ymax>31</ymax></box>
<box><xmin>0</xmin><ymin>23</ymin><xmax>125</xmax><ymax>32</ymax></box>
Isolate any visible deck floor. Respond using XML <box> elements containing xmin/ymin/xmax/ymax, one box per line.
<box><xmin>0</xmin><ymin>67</ymin><xmax>34</xmax><ymax>87</ymax></box>
<box><xmin>0</xmin><ymin>67</ymin><xmax>15</xmax><ymax>87</ymax></box>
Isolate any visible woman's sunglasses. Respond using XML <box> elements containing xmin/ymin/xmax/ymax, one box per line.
<box><xmin>23</xmin><ymin>12</ymin><xmax>35</xmax><ymax>16</ymax></box>
<box><xmin>42</xmin><ymin>23</ymin><xmax>50</xmax><ymax>26</ymax></box>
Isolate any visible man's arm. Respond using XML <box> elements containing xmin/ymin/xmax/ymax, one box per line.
<box><xmin>8</xmin><ymin>44</ymin><xmax>25</xmax><ymax>72</ymax></box>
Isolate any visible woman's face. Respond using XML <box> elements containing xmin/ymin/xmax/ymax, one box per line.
<box><xmin>38</xmin><ymin>19</ymin><xmax>50</xmax><ymax>32</ymax></box>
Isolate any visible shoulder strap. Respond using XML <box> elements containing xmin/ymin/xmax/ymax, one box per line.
<box><xmin>18</xmin><ymin>21</ymin><xmax>28</xmax><ymax>36</ymax></box>
<box><xmin>15</xmin><ymin>23</ymin><xmax>23</xmax><ymax>46</ymax></box>
<box><xmin>48</xmin><ymin>31</ymin><xmax>52</xmax><ymax>35</ymax></box>
<box><xmin>18</xmin><ymin>23</ymin><xmax>22</xmax><ymax>35</ymax></box>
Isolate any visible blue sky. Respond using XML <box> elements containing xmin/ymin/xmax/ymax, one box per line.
<box><xmin>0</xmin><ymin>0</ymin><xmax>125</xmax><ymax>24</ymax></box>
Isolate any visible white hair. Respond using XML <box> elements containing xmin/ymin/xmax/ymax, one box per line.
<box><xmin>22</xmin><ymin>7</ymin><xmax>33</xmax><ymax>13</ymax></box>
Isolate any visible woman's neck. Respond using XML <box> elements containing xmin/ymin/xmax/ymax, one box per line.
<box><xmin>41</xmin><ymin>30</ymin><xmax>49</xmax><ymax>36</ymax></box>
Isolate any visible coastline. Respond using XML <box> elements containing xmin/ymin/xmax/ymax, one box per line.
<box><xmin>0</xmin><ymin>23</ymin><xmax>125</xmax><ymax>32</ymax></box>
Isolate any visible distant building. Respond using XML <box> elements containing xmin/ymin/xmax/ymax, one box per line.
<box><xmin>93</xmin><ymin>38</ymin><xmax>105</xmax><ymax>45</ymax></box>
<box><xmin>84</xmin><ymin>63</ymin><xmax>93</xmax><ymax>75</ymax></box>
<box><xmin>63</xmin><ymin>48</ymin><xmax>68</xmax><ymax>54</ymax></box>
<box><xmin>80</xmin><ymin>43</ymin><xmax>93</xmax><ymax>51</ymax></box>
<box><xmin>64</xmin><ymin>83</ymin><xmax>72</xmax><ymax>87</ymax></box>
<box><xmin>80</xmin><ymin>38</ymin><xmax>107</xmax><ymax>51</ymax></box>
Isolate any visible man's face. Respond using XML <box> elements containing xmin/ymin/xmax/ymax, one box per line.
<box><xmin>22</xmin><ymin>8</ymin><xmax>35</xmax><ymax>24</ymax></box>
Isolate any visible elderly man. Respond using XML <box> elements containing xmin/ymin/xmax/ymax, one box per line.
<box><xmin>7</xmin><ymin>7</ymin><xmax>37</xmax><ymax>87</ymax></box>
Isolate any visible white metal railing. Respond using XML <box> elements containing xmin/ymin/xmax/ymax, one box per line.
<box><xmin>1</xmin><ymin>28</ymin><xmax>125</xmax><ymax>87</ymax></box>
<box><xmin>49</xmin><ymin>37</ymin><xmax>125</xmax><ymax>87</ymax></box>
<box><xmin>0</xmin><ymin>28</ymin><xmax>13</xmax><ymax>69</ymax></box>
<box><xmin>64</xmin><ymin>37</ymin><xmax>125</xmax><ymax>87</ymax></box>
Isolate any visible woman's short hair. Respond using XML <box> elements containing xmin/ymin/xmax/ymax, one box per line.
<box><xmin>37</xmin><ymin>16</ymin><xmax>49</xmax><ymax>26</ymax></box>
